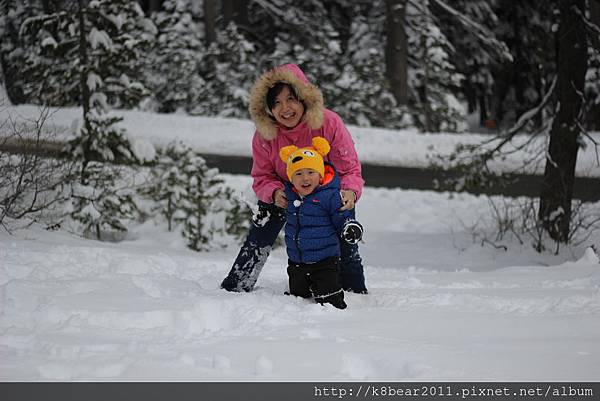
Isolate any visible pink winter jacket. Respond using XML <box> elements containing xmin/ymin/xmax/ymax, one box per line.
<box><xmin>247</xmin><ymin>64</ymin><xmax>364</xmax><ymax>203</ymax></box>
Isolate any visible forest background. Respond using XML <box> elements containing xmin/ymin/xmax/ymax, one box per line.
<box><xmin>1</xmin><ymin>0</ymin><xmax>599</xmax><ymax>248</ymax></box>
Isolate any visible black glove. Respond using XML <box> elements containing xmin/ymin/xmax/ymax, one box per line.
<box><xmin>252</xmin><ymin>201</ymin><xmax>285</xmax><ymax>227</ymax></box>
<box><xmin>342</xmin><ymin>220</ymin><xmax>363</xmax><ymax>244</ymax></box>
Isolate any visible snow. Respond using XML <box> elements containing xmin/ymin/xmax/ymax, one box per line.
<box><xmin>1</xmin><ymin>106</ymin><xmax>600</xmax><ymax>381</ymax></box>
<box><xmin>88</xmin><ymin>28</ymin><xmax>113</xmax><ymax>51</ymax></box>
<box><xmin>86</xmin><ymin>73</ymin><xmax>103</xmax><ymax>92</ymax></box>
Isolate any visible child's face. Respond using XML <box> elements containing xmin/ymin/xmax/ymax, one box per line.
<box><xmin>291</xmin><ymin>168</ymin><xmax>321</xmax><ymax>196</ymax></box>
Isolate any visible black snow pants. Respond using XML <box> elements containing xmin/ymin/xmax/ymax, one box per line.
<box><xmin>287</xmin><ymin>257</ymin><xmax>347</xmax><ymax>309</ymax></box>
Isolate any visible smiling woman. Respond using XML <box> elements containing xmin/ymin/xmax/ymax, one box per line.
<box><xmin>220</xmin><ymin>63</ymin><xmax>368</xmax><ymax>295</ymax></box>
<box><xmin>266</xmin><ymin>83</ymin><xmax>305</xmax><ymax>129</ymax></box>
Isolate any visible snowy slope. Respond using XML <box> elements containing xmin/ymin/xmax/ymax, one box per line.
<box><xmin>2</xmin><ymin>175</ymin><xmax>600</xmax><ymax>381</ymax></box>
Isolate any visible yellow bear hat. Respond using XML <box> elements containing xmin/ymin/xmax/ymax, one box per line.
<box><xmin>279</xmin><ymin>137</ymin><xmax>331</xmax><ymax>180</ymax></box>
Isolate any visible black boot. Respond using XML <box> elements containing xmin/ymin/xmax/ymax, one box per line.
<box><xmin>316</xmin><ymin>290</ymin><xmax>347</xmax><ymax>310</ymax></box>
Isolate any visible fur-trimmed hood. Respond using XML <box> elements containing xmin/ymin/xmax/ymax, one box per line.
<box><xmin>248</xmin><ymin>64</ymin><xmax>324</xmax><ymax>140</ymax></box>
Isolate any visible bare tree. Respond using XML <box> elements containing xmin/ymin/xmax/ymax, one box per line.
<box><xmin>538</xmin><ymin>0</ymin><xmax>588</xmax><ymax>242</ymax></box>
<box><xmin>0</xmin><ymin>107</ymin><xmax>74</xmax><ymax>230</ymax></box>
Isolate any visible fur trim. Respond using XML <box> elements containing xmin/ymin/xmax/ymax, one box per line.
<box><xmin>248</xmin><ymin>65</ymin><xmax>324</xmax><ymax>140</ymax></box>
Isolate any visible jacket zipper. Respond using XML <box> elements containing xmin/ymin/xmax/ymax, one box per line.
<box><xmin>295</xmin><ymin>196</ymin><xmax>303</xmax><ymax>263</ymax></box>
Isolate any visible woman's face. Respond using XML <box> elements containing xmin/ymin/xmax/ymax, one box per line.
<box><xmin>270</xmin><ymin>85</ymin><xmax>305</xmax><ymax>129</ymax></box>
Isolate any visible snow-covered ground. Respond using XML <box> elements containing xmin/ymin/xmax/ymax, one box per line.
<box><xmin>2</xmin><ymin>174</ymin><xmax>600</xmax><ymax>381</ymax></box>
<box><xmin>1</xmin><ymin>103</ymin><xmax>600</xmax><ymax>381</ymax></box>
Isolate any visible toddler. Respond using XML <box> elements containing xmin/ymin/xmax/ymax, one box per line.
<box><xmin>279</xmin><ymin>137</ymin><xmax>363</xmax><ymax>309</ymax></box>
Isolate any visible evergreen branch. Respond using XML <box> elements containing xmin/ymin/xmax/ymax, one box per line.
<box><xmin>429</xmin><ymin>0</ymin><xmax>512</xmax><ymax>62</ymax></box>
<box><xmin>19</xmin><ymin>11</ymin><xmax>69</xmax><ymax>36</ymax></box>
<box><xmin>251</xmin><ymin>0</ymin><xmax>302</xmax><ymax>27</ymax></box>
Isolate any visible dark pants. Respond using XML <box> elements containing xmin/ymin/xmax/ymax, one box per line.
<box><xmin>287</xmin><ymin>257</ymin><xmax>346</xmax><ymax>309</ymax></box>
<box><xmin>221</xmin><ymin>201</ymin><xmax>367</xmax><ymax>293</ymax></box>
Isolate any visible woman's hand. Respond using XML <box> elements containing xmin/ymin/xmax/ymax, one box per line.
<box><xmin>339</xmin><ymin>189</ymin><xmax>357</xmax><ymax>211</ymax></box>
<box><xmin>273</xmin><ymin>188</ymin><xmax>288</xmax><ymax>209</ymax></box>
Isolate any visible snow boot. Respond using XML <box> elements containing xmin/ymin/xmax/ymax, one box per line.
<box><xmin>316</xmin><ymin>290</ymin><xmax>347</xmax><ymax>310</ymax></box>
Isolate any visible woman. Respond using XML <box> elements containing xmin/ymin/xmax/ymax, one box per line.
<box><xmin>221</xmin><ymin>63</ymin><xmax>367</xmax><ymax>294</ymax></box>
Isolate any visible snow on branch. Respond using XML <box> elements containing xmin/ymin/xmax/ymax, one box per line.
<box><xmin>88</xmin><ymin>27</ymin><xmax>113</xmax><ymax>50</ymax></box>
<box><xmin>430</xmin><ymin>0</ymin><xmax>513</xmax><ymax>62</ymax></box>
<box><xmin>19</xmin><ymin>11</ymin><xmax>69</xmax><ymax>36</ymax></box>
<box><xmin>251</xmin><ymin>0</ymin><xmax>303</xmax><ymax>27</ymax></box>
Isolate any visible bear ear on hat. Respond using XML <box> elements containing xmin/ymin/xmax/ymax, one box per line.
<box><xmin>311</xmin><ymin>136</ymin><xmax>330</xmax><ymax>157</ymax></box>
<box><xmin>279</xmin><ymin>145</ymin><xmax>298</xmax><ymax>162</ymax></box>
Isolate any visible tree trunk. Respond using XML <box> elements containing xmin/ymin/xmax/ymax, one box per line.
<box><xmin>77</xmin><ymin>0</ymin><xmax>92</xmax><ymax>183</ymax></box>
<box><xmin>421</xmin><ymin>34</ymin><xmax>434</xmax><ymax>132</ymax></box>
<box><xmin>385</xmin><ymin>0</ymin><xmax>408</xmax><ymax>106</ymax></box>
<box><xmin>204</xmin><ymin>0</ymin><xmax>217</xmax><ymax>45</ymax></box>
<box><xmin>478</xmin><ymin>93</ymin><xmax>488</xmax><ymax>126</ymax></box>
<box><xmin>538</xmin><ymin>0</ymin><xmax>588</xmax><ymax>242</ymax></box>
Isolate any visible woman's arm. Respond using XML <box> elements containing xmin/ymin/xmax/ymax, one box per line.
<box><xmin>324</xmin><ymin>111</ymin><xmax>364</xmax><ymax>201</ymax></box>
<box><xmin>250</xmin><ymin>133</ymin><xmax>284</xmax><ymax>203</ymax></box>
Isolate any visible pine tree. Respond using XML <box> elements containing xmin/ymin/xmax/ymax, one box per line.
<box><xmin>142</xmin><ymin>142</ymin><xmax>190</xmax><ymax>231</ymax></box>
<box><xmin>178</xmin><ymin>151</ymin><xmax>223</xmax><ymax>251</ymax></box>
<box><xmin>430</xmin><ymin>0</ymin><xmax>504</xmax><ymax>126</ymax></box>
<box><xmin>0</xmin><ymin>0</ymin><xmax>43</xmax><ymax>104</ymax></box>
<box><xmin>407</xmin><ymin>0</ymin><xmax>467</xmax><ymax>132</ymax></box>
<box><xmin>488</xmin><ymin>0</ymin><xmax>553</xmax><ymax>127</ymax></box>
<box><xmin>335</xmin><ymin>5</ymin><xmax>411</xmax><ymax>128</ymax></box>
<box><xmin>18</xmin><ymin>0</ymin><xmax>155</xmax><ymax>107</ymax></box>
<box><xmin>587</xmin><ymin>0</ymin><xmax>600</xmax><ymax>130</ymax></box>
<box><xmin>147</xmin><ymin>0</ymin><xmax>205</xmax><ymax>113</ymax></box>
<box><xmin>585</xmin><ymin>36</ymin><xmax>600</xmax><ymax>130</ymax></box>
<box><xmin>155</xmin><ymin>145</ymin><xmax>249</xmax><ymax>251</ymax></box>
<box><xmin>17</xmin><ymin>0</ymin><xmax>157</xmax><ymax>240</ymax></box>
<box><xmin>196</xmin><ymin>21</ymin><xmax>256</xmax><ymax>117</ymax></box>
<box><xmin>69</xmin><ymin>162</ymin><xmax>138</xmax><ymax>240</ymax></box>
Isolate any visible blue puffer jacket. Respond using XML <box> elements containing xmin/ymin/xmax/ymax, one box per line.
<box><xmin>284</xmin><ymin>163</ymin><xmax>356</xmax><ymax>264</ymax></box>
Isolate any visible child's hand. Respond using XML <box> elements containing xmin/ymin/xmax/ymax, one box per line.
<box><xmin>339</xmin><ymin>189</ymin><xmax>356</xmax><ymax>211</ymax></box>
<box><xmin>342</xmin><ymin>220</ymin><xmax>363</xmax><ymax>244</ymax></box>
<box><xmin>273</xmin><ymin>189</ymin><xmax>288</xmax><ymax>209</ymax></box>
